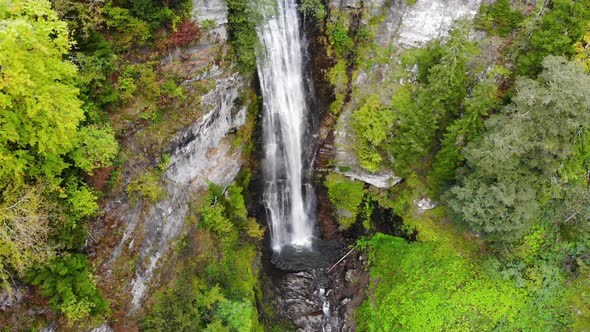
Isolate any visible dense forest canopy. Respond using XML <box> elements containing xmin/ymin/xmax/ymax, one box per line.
<box><xmin>0</xmin><ymin>0</ymin><xmax>119</xmax><ymax>322</ymax></box>
<box><xmin>0</xmin><ymin>0</ymin><xmax>589</xmax><ymax>330</ymax></box>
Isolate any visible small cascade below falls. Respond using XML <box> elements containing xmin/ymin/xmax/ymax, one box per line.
<box><xmin>256</xmin><ymin>0</ymin><xmax>315</xmax><ymax>252</ymax></box>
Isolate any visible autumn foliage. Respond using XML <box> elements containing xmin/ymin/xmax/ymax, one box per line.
<box><xmin>160</xmin><ymin>19</ymin><xmax>201</xmax><ymax>49</ymax></box>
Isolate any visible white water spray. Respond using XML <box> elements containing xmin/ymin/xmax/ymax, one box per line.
<box><xmin>256</xmin><ymin>0</ymin><xmax>314</xmax><ymax>251</ymax></box>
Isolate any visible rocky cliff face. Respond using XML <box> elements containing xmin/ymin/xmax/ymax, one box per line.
<box><xmin>126</xmin><ymin>68</ymin><xmax>248</xmax><ymax>308</ymax></box>
<box><xmin>328</xmin><ymin>0</ymin><xmax>483</xmax><ymax>187</ymax></box>
<box><xmin>96</xmin><ymin>0</ymin><xmax>251</xmax><ymax>313</ymax></box>
<box><xmin>95</xmin><ymin>0</ymin><xmax>487</xmax><ymax>327</ymax></box>
<box><xmin>192</xmin><ymin>0</ymin><xmax>229</xmax><ymax>42</ymax></box>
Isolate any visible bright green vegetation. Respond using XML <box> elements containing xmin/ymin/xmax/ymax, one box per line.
<box><xmin>142</xmin><ymin>182</ymin><xmax>264</xmax><ymax>331</ymax></box>
<box><xmin>325</xmin><ymin>173</ymin><xmax>365</xmax><ymax>229</ymax></box>
<box><xmin>3</xmin><ymin>0</ymin><xmax>590</xmax><ymax>329</ymax></box>
<box><xmin>332</xmin><ymin>23</ymin><xmax>355</xmax><ymax>58</ymax></box>
<box><xmin>351</xmin><ymin>95</ymin><xmax>395</xmax><ymax>172</ymax></box>
<box><xmin>344</xmin><ymin>1</ymin><xmax>590</xmax><ymax>330</ymax></box>
<box><xmin>300</xmin><ymin>0</ymin><xmax>326</xmax><ymax>21</ymax></box>
<box><xmin>126</xmin><ymin>156</ymin><xmax>169</xmax><ymax>205</ymax></box>
<box><xmin>358</xmin><ymin>231</ymin><xmax>572</xmax><ymax>331</ymax></box>
<box><xmin>326</xmin><ymin>60</ymin><xmax>348</xmax><ymax>113</ymax></box>
<box><xmin>358</xmin><ymin>185</ymin><xmax>586</xmax><ymax>330</ymax></box>
<box><xmin>126</xmin><ymin>171</ymin><xmax>167</xmax><ymax>205</ymax></box>
<box><xmin>0</xmin><ymin>0</ymin><xmax>203</xmax><ymax>326</ymax></box>
<box><xmin>324</xmin><ymin>8</ymin><xmax>371</xmax><ymax>115</ymax></box>
<box><xmin>0</xmin><ymin>0</ymin><xmax>117</xmax><ymax>320</ymax></box>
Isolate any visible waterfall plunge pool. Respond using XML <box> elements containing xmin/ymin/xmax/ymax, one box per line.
<box><xmin>271</xmin><ymin>237</ymin><xmax>340</xmax><ymax>271</ymax></box>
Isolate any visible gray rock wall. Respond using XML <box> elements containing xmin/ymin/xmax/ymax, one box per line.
<box><xmin>330</xmin><ymin>0</ymin><xmax>484</xmax><ymax>187</ymax></box>
<box><xmin>192</xmin><ymin>0</ymin><xmax>229</xmax><ymax>41</ymax></box>
<box><xmin>102</xmin><ymin>2</ymin><xmax>250</xmax><ymax>310</ymax></box>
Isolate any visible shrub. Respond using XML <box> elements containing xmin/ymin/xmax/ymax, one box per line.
<box><xmin>130</xmin><ymin>0</ymin><xmax>174</xmax><ymax>29</ymax></box>
<box><xmin>356</xmin><ymin>233</ymin><xmax>570</xmax><ymax>331</ymax></box>
<box><xmin>351</xmin><ymin>95</ymin><xmax>395</xmax><ymax>172</ymax></box>
<box><xmin>143</xmin><ymin>182</ymin><xmax>263</xmax><ymax>331</ymax></box>
<box><xmin>104</xmin><ymin>4</ymin><xmax>151</xmax><ymax>52</ymax></box>
<box><xmin>28</xmin><ymin>254</ymin><xmax>108</xmax><ymax>323</ymax></box>
<box><xmin>300</xmin><ymin>0</ymin><xmax>326</xmax><ymax>21</ymax></box>
<box><xmin>325</xmin><ymin>173</ymin><xmax>365</xmax><ymax>229</ymax></box>
<box><xmin>515</xmin><ymin>0</ymin><xmax>590</xmax><ymax>76</ymax></box>
<box><xmin>160</xmin><ymin>19</ymin><xmax>201</xmax><ymax>49</ymax></box>
<box><xmin>216</xmin><ymin>300</ymin><xmax>255</xmax><ymax>332</ymax></box>
<box><xmin>126</xmin><ymin>172</ymin><xmax>167</xmax><ymax>204</ymax></box>
<box><xmin>199</xmin><ymin>201</ymin><xmax>235</xmax><ymax>239</ymax></box>
<box><xmin>332</xmin><ymin>23</ymin><xmax>354</xmax><ymax>58</ymax></box>
<box><xmin>71</xmin><ymin>124</ymin><xmax>119</xmax><ymax>174</ymax></box>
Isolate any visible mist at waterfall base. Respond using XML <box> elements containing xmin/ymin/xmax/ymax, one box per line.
<box><xmin>256</xmin><ymin>0</ymin><xmax>338</xmax><ymax>271</ymax></box>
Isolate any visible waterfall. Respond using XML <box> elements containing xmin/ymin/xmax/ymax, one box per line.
<box><xmin>256</xmin><ymin>0</ymin><xmax>315</xmax><ymax>252</ymax></box>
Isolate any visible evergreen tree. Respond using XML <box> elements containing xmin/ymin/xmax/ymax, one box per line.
<box><xmin>448</xmin><ymin>57</ymin><xmax>590</xmax><ymax>242</ymax></box>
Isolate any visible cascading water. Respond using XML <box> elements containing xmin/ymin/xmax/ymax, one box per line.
<box><xmin>256</xmin><ymin>0</ymin><xmax>315</xmax><ymax>252</ymax></box>
<box><xmin>255</xmin><ymin>2</ymin><xmax>355</xmax><ymax>330</ymax></box>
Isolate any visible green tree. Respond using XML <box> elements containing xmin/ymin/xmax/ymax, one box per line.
<box><xmin>448</xmin><ymin>57</ymin><xmax>590</xmax><ymax>241</ymax></box>
<box><xmin>390</xmin><ymin>26</ymin><xmax>476</xmax><ymax>175</ymax></box>
<box><xmin>351</xmin><ymin>95</ymin><xmax>395</xmax><ymax>172</ymax></box>
<box><xmin>300</xmin><ymin>0</ymin><xmax>325</xmax><ymax>21</ymax></box>
<box><xmin>227</xmin><ymin>0</ymin><xmax>258</xmax><ymax>74</ymax></box>
<box><xmin>389</xmin><ymin>85</ymin><xmax>437</xmax><ymax>175</ymax></box>
<box><xmin>52</xmin><ymin>0</ymin><xmax>105</xmax><ymax>40</ymax></box>
<box><xmin>71</xmin><ymin>125</ymin><xmax>119</xmax><ymax>174</ymax></box>
<box><xmin>428</xmin><ymin>78</ymin><xmax>498</xmax><ymax>193</ymax></box>
<box><xmin>0</xmin><ymin>0</ymin><xmax>84</xmax><ymax>187</ymax></box>
<box><xmin>476</xmin><ymin>0</ymin><xmax>524</xmax><ymax>37</ymax></box>
<box><xmin>515</xmin><ymin>0</ymin><xmax>590</xmax><ymax>76</ymax></box>
<box><xmin>0</xmin><ymin>3</ymin><xmax>116</xmax><ymax>314</ymax></box>
<box><xmin>103</xmin><ymin>3</ymin><xmax>151</xmax><ymax>52</ymax></box>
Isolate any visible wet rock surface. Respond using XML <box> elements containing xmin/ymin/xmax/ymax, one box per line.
<box><xmin>266</xmin><ymin>249</ymin><xmax>369</xmax><ymax>332</ymax></box>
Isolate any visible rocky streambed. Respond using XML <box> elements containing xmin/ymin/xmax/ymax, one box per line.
<box><xmin>264</xmin><ymin>250</ymin><xmax>370</xmax><ymax>332</ymax></box>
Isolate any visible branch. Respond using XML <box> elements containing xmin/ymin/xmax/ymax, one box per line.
<box><xmin>564</xmin><ymin>209</ymin><xmax>581</xmax><ymax>223</ymax></box>
<box><xmin>327</xmin><ymin>245</ymin><xmax>358</xmax><ymax>273</ymax></box>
